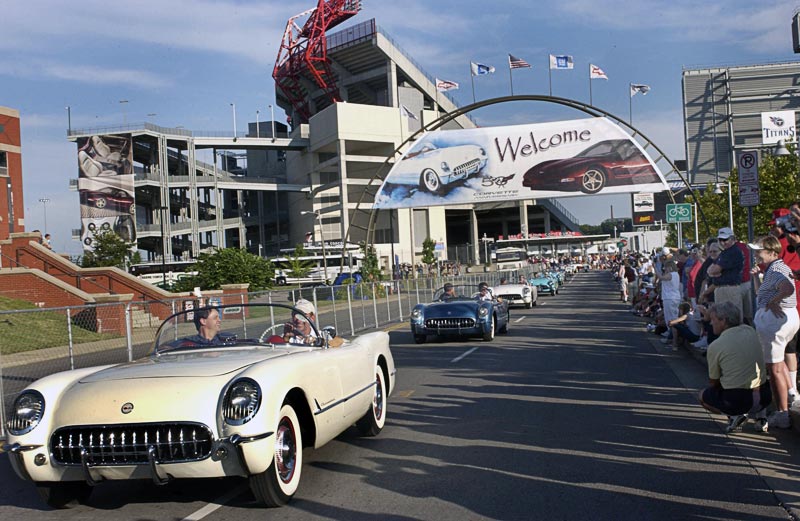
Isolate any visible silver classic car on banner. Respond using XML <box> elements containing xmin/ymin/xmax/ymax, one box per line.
<box><xmin>410</xmin><ymin>284</ymin><xmax>510</xmax><ymax>343</ymax></box>
<box><xmin>389</xmin><ymin>142</ymin><xmax>488</xmax><ymax>194</ymax></box>
<box><xmin>3</xmin><ymin>303</ymin><xmax>396</xmax><ymax>509</ymax></box>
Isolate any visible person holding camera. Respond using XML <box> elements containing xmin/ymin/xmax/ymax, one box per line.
<box><xmin>772</xmin><ymin>207</ymin><xmax>800</xmax><ymax>406</ymax></box>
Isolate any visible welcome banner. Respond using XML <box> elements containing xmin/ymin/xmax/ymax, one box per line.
<box><xmin>374</xmin><ymin>117</ymin><xmax>668</xmax><ymax>209</ymax></box>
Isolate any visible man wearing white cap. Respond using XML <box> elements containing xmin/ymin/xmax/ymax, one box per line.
<box><xmin>283</xmin><ymin>299</ymin><xmax>343</xmax><ymax>347</ymax></box>
<box><xmin>283</xmin><ymin>299</ymin><xmax>318</xmax><ymax>345</ymax></box>
<box><xmin>707</xmin><ymin>227</ymin><xmax>745</xmax><ymax>322</ymax></box>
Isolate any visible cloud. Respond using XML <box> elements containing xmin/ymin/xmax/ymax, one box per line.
<box><xmin>3</xmin><ymin>0</ymin><xmax>308</xmax><ymax>64</ymax></box>
<box><xmin>549</xmin><ymin>0</ymin><xmax>792</xmax><ymax>54</ymax></box>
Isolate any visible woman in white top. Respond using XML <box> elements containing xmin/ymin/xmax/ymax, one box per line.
<box><xmin>660</xmin><ymin>260</ymin><xmax>682</xmax><ymax>340</ymax></box>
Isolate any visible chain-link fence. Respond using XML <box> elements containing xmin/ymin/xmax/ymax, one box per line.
<box><xmin>0</xmin><ymin>267</ymin><xmax>536</xmax><ymax>438</ymax></box>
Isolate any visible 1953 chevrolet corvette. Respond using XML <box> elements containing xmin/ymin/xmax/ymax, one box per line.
<box><xmin>3</xmin><ymin>303</ymin><xmax>396</xmax><ymax>509</ymax></box>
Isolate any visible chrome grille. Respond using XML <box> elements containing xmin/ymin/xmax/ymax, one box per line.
<box><xmin>51</xmin><ymin>422</ymin><xmax>213</xmax><ymax>466</ymax></box>
<box><xmin>497</xmin><ymin>293</ymin><xmax>522</xmax><ymax>300</ymax></box>
<box><xmin>425</xmin><ymin>318</ymin><xmax>476</xmax><ymax>329</ymax></box>
<box><xmin>454</xmin><ymin>159</ymin><xmax>482</xmax><ymax>176</ymax></box>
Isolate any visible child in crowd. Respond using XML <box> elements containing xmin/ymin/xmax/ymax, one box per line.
<box><xmin>664</xmin><ymin>302</ymin><xmax>701</xmax><ymax>348</ymax></box>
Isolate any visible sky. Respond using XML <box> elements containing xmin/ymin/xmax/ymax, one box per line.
<box><xmin>2</xmin><ymin>0</ymin><xmax>798</xmax><ymax>255</ymax></box>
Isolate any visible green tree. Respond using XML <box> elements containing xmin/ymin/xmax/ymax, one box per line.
<box><xmin>673</xmin><ymin>151</ymin><xmax>800</xmax><ymax>245</ymax></box>
<box><xmin>81</xmin><ymin>229</ymin><xmax>141</xmax><ymax>269</ymax></box>
<box><xmin>286</xmin><ymin>244</ymin><xmax>313</xmax><ymax>278</ymax></box>
<box><xmin>359</xmin><ymin>242</ymin><xmax>382</xmax><ymax>281</ymax></box>
<box><xmin>174</xmin><ymin>247</ymin><xmax>275</xmax><ymax>292</ymax></box>
<box><xmin>421</xmin><ymin>237</ymin><xmax>436</xmax><ymax>269</ymax></box>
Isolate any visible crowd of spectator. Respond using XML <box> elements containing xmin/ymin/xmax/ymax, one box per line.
<box><xmin>613</xmin><ymin>206</ymin><xmax>800</xmax><ymax>432</ymax></box>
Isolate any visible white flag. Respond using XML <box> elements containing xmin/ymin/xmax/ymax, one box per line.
<box><xmin>549</xmin><ymin>54</ymin><xmax>574</xmax><ymax>70</ymax></box>
<box><xmin>400</xmin><ymin>104</ymin><xmax>418</xmax><ymax>120</ymax></box>
<box><xmin>590</xmin><ymin>64</ymin><xmax>608</xmax><ymax>80</ymax></box>
<box><xmin>630</xmin><ymin>83</ymin><xmax>651</xmax><ymax>97</ymax></box>
<box><xmin>470</xmin><ymin>62</ymin><xmax>495</xmax><ymax>76</ymax></box>
<box><xmin>436</xmin><ymin>78</ymin><xmax>460</xmax><ymax>92</ymax></box>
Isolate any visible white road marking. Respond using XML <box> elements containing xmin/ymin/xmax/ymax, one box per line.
<box><xmin>451</xmin><ymin>347</ymin><xmax>479</xmax><ymax>363</ymax></box>
<box><xmin>182</xmin><ymin>483</ymin><xmax>247</xmax><ymax>521</ymax></box>
<box><xmin>514</xmin><ymin>316</ymin><xmax>526</xmax><ymax>323</ymax></box>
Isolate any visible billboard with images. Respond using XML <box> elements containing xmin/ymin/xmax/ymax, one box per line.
<box><xmin>374</xmin><ymin>117</ymin><xmax>668</xmax><ymax>209</ymax></box>
<box><xmin>76</xmin><ymin>135</ymin><xmax>136</xmax><ymax>250</ymax></box>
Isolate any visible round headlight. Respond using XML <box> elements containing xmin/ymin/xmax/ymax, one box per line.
<box><xmin>478</xmin><ymin>306</ymin><xmax>489</xmax><ymax>317</ymax></box>
<box><xmin>223</xmin><ymin>379</ymin><xmax>261</xmax><ymax>425</ymax></box>
<box><xmin>8</xmin><ymin>391</ymin><xmax>45</xmax><ymax>435</ymax></box>
<box><xmin>522</xmin><ymin>287</ymin><xmax>531</xmax><ymax>294</ymax></box>
<box><xmin>411</xmin><ymin>308</ymin><xmax>422</xmax><ymax>319</ymax></box>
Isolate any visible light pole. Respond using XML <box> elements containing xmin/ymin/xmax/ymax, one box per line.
<box><xmin>713</xmin><ymin>179</ymin><xmax>734</xmax><ymax>230</ymax></box>
<box><xmin>66</xmin><ymin>106</ymin><xmax>71</xmax><ymax>134</ymax></box>
<box><xmin>301</xmin><ymin>210</ymin><xmax>328</xmax><ymax>282</ymax></box>
<box><xmin>119</xmin><ymin>100</ymin><xmax>129</xmax><ymax>125</ymax></box>
<box><xmin>157</xmin><ymin>206</ymin><xmax>168</xmax><ymax>287</ymax></box>
<box><xmin>256</xmin><ymin>110</ymin><xmax>260</xmax><ymax>138</ymax></box>
<box><xmin>230</xmin><ymin>103</ymin><xmax>237</xmax><ymax>139</ymax></box>
<box><xmin>269</xmin><ymin>104</ymin><xmax>276</xmax><ymax>142</ymax></box>
<box><xmin>38</xmin><ymin>198</ymin><xmax>50</xmax><ymax>234</ymax></box>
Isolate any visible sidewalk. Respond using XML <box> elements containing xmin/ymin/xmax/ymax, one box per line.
<box><xmin>635</xmin><ymin>309</ymin><xmax>800</xmax><ymax>519</ymax></box>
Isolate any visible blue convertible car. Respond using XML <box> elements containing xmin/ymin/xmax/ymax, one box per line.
<box><xmin>410</xmin><ymin>284</ymin><xmax>510</xmax><ymax>344</ymax></box>
<box><xmin>529</xmin><ymin>274</ymin><xmax>558</xmax><ymax>296</ymax></box>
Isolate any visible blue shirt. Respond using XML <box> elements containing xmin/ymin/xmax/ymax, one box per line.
<box><xmin>712</xmin><ymin>245</ymin><xmax>744</xmax><ymax>286</ymax></box>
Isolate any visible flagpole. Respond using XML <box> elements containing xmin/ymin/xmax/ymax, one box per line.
<box><xmin>509</xmin><ymin>63</ymin><xmax>514</xmax><ymax>96</ymax></box>
<box><xmin>470</xmin><ymin>63</ymin><xmax>476</xmax><ymax>104</ymax></box>
<box><xmin>548</xmin><ymin>56</ymin><xmax>552</xmax><ymax>96</ymax></box>
<box><xmin>589</xmin><ymin>76</ymin><xmax>593</xmax><ymax>106</ymax></box>
<box><xmin>629</xmin><ymin>83</ymin><xmax>633</xmax><ymax>125</ymax></box>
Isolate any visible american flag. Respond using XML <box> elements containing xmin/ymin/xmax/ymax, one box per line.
<box><xmin>508</xmin><ymin>54</ymin><xmax>531</xmax><ymax>69</ymax></box>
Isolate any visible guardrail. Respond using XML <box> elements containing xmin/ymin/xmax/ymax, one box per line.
<box><xmin>0</xmin><ymin>268</ymin><xmax>544</xmax><ymax>438</ymax></box>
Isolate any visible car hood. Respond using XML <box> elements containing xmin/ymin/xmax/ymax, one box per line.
<box><xmin>494</xmin><ymin>284</ymin><xmax>530</xmax><ymax>294</ymax></box>
<box><xmin>422</xmin><ymin>300</ymin><xmax>483</xmax><ymax>317</ymax></box>
<box><xmin>79</xmin><ymin>348</ymin><xmax>291</xmax><ymax>382</ymax></box>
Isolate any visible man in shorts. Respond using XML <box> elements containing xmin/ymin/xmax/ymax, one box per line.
<box><xmin>699</xmin><ymin>301</ymin><xmax>772</xmax><ymax>432</ymax></box>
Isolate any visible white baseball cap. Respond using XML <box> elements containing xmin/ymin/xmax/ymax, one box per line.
<box><xmin>294</xmin><ymin>299</ymin><xmax>316</xmax><ymax>315</ymax></box>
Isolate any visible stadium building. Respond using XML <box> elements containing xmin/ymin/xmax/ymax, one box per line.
<box><xmin>682</xmin><ymin>60</ymin><xmax>800</xmax><ymax>186</ymax></box>
<box><xmin>68</xmin><ymin>16</ymin><xmax>581</xmax><ymax>272</ymax></box>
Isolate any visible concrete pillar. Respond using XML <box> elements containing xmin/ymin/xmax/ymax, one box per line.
<box><xmin>337</xmin><ymin>139</ymin><xmax>349</xmax><ymax>242</ymax></box>
<box><xmin>387</xmin><ymin>61</ymin><xmax>397</xmax><ymax>108</ymax></box>
<box><xmin>519</xmin><ymin>201</ymin><xmax>529</xmax><ymax>239</ymax></box>
<box><xmin>543</xmin><ymin>208</ymin><xmax>552</xmax><ymax>234</ymax></box>
<box><xmin>470</xmin><ymin>209</ymin><xmax>480</xmax><ymax>265</ymax></box>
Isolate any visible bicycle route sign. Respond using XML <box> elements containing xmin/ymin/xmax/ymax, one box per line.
<box><xmin>666</xmin><ymin>203</ymin><xmax>693</xmax><ymax>224</ymax></box>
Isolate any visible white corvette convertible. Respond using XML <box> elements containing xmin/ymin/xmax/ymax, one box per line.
<box><xmin>3</xmin><ymin>303</ymin><xmax>396</xmax><ymax>509</ymax></box>
<box><xmin>492</xmin><ymin>283</ymin><xmax>537</xmax><ymax>309</ymax></box>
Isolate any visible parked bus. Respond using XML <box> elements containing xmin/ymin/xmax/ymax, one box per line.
<box><xmin>493</xmin><ymin>246</ymin><xmax>529</xmax><ymax>271</ymax></box>
<box><xmin>272</xmin><ymin>242</ymin><xmax>364</xmax><ymax>285</ymax></box>
<box><xmin>130</xmin><ymin>261</ymin><xmax>198</xmax><ymax>288</ymax></box>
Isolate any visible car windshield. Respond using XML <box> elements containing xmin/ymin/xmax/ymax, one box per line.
<box><xmin>574</xmin><ymin>140</ymin><xmax>625</xmax><ymax>159</ymax></box>
<box><xmin>433</xmin><ymin>285</ymin><xmax>492</xmax><ymax>302</ymax></box>
<box><xmin>404</xmin><ymin>142</ymin><xmax>437</xmax><ymax>159</ymax></box>
<box><xmin>153</xmin><ymin>303</ymin><xmax>324</xmax><ymax>354</ymax></box>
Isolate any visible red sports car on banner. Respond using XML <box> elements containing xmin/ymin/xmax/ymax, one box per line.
<box><xmin>522</xmin><ymin>139</ymin><xmax>659</xmax><ymax>194</ymax></box>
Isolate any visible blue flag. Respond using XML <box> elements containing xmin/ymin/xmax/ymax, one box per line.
<box><xmin>470</xmin><ymin>62</ymin><xmax>496</xmax><ymax>76</ymax></box>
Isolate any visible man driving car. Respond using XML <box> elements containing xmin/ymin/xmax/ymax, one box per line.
<box><xmin>283</xmin><ymin>299</ymin><xmax>343</xmax><ymax>347</ymax></box>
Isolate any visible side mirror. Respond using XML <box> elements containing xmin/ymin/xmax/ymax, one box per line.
<box><xmin>322</xmin><ymin>326</ymin><xmax>337</xmax><ymax>338</ymax></box>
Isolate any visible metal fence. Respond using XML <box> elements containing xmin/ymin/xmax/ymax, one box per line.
<box><xmin>0</xmin><ymin>268</ymin><xmax>533</xmax><ymax>439</ymax></box>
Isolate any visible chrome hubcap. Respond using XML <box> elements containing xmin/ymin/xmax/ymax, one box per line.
<box><xmin>275</xmin><ymin>417</ymin><xmax>296</xmax><ymax>483</ymax></box>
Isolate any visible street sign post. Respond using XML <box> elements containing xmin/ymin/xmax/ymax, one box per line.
<box><xmin>737</xmin><ymin>150</ymin><xmax>760</xmax><ymax>207</ymax></box>
<box><xmin>666</xmin><ymin>203</ymin><xmax>692</xmax><ymax>224</ymax></box>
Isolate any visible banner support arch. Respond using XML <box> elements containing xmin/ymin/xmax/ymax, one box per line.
<box><xmin>341</xmin><ymin>95</ymin><xmax>708</xmax><ymax>271</ymax></box>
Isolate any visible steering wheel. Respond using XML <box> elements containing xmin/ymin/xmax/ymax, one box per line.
<box><xmin>258</xmin><ymin>324</ymin><xmax>287</xmax><ymax>344</ymax></box>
